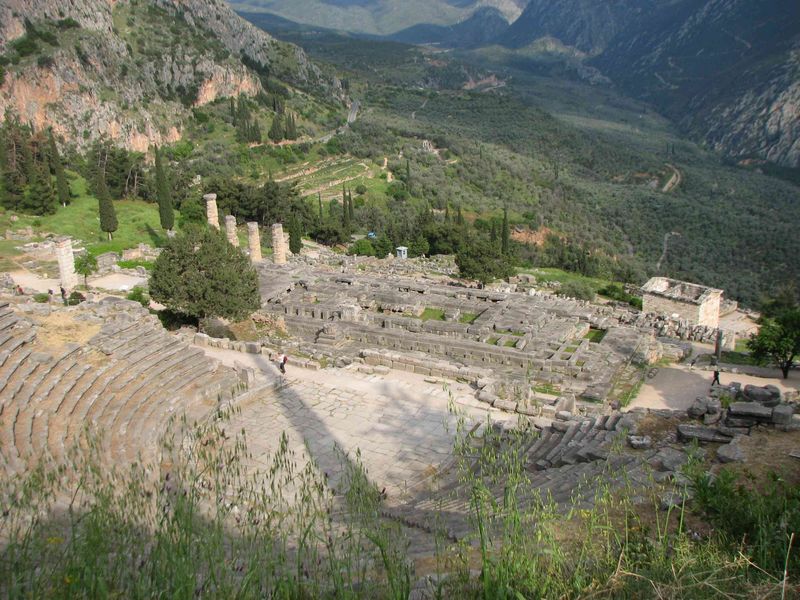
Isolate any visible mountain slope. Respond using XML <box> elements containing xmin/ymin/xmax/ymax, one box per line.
<box><xmin>593</xmin><ymin>0</ymin><xmax>800</xmax><ymax>168</ymax></box>
<box><xmin>230</xmin><ymin>0</ymin><xmax>528</xmax><ymax>36</ymax></box>
<box><xmin>490</xmin><ymin>0</ymin><xmax>800</xmax><ymax>169</ymax></box>
<box><xmin>498</xmin><ymin>0</ymin><xmax>653</xmax><ymax>54</ymax></box>
<box><xmin>0</xmin><ymin>0</ymin><xmax>339</xmax><ymax>151</ymax></box>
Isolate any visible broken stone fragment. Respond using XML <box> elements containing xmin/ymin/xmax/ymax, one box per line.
<box><xmin>627</xmin><ymin>435</ymin><xmax>652</xmax><ymax>450</ymax></box>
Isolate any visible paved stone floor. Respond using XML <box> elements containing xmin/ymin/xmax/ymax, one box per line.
<box><xmin>200</xmin><ymin>347</ymin><xmax>509</xmax><ymax>502</ymax></box>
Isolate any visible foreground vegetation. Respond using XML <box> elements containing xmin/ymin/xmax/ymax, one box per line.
<box><xmin>1</xmin><ymin>406</ymin><xmax>796</xmax><ymax>598</ymax></box>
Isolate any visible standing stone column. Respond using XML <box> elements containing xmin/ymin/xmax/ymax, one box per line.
<box><xmin>55</xmin><ymin>238</ymin><xmax>78</xmax><ymax>290</ymax></box>
<box><xmin>204</xmin><ymin>193</ymin><xmax>220</xmax><ymax>230</ymax></box>
<box><xmin>271</xmin><ymin>223</ymin><xmax>287</xmax><ymax>265</ymax></box>
<box><xmin>224</xmin><ymin>215</ymin><xmax>239</xmax><ymax>247</ymax></box>
<box><xmin>247</xmin><ymin>222</ymin><xmax>262</xmax><ymax>264</ymax></box>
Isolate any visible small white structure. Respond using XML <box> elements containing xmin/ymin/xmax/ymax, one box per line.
<box><xmin>396</xmin><ymin>246</ymin><xmax>408</xmax><ymax>259</ymax></box>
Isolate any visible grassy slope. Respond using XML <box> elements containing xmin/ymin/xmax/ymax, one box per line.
<box><xmin>0</xmin><ymin>175</ymin><xmax>171</xmax><ymax>256</ymax></box>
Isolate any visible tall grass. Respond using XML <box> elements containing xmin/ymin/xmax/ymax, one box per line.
<box><xmin>0</xmin><ymin>402</ymin><xmax>796</xmax><ymax>598</ymax></box>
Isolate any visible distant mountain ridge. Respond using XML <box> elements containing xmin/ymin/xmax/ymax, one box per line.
<box><xmin>0</xmin><ymin>0</ymin><xmax>339</xmax><ymax>151</ymax></box>
<box><xmin>229</xmin><ymin>0</ymin><xmax>529</xmax><ymax>36</ymax></box>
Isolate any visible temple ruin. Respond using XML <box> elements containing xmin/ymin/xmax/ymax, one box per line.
<box><xmin>641</xmin><ymin>277</ymin><xmax>722</xmax><ymax>328</ymax></box>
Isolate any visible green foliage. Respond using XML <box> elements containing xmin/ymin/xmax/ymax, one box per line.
<box><xmin>458</xmin><ymin>312</ymin><xmax>479</xmax><ymax>324</ymax></box>
<box><xmin>96</xmin><ymin>172</ymin><xmax>118</xmax><ymax>240</ymax></box>
<box><xmin>691</xmin><ymin>468</ymin><xmax>800</xmax><ymax>577</ymax></box>
<box><xmin>455</xmin><ymin>236</ymin><xmax>514</xmax><ymax>284</ymax></box>
<box><xmin>178</xmin><ymin>197</ymin><xmax>206</xmax><ymax>231</ymax></box>
<box><xmin>288</xmin><ymin>214</ymin><xmax>303</xmax><ymax>254</ymax></box>
<box><xmin>125</xmin><ymin>285</ymin><xmax>149</xmax><ymax>307</ymax></box>
<box><xmin>117</xmin><ymin>259</ymin><xmax>154</xmax><ymax>271</ymax></box>
<box><xmin>74</xmin><ymin>253</ymin><xmax>97</xmax><ymax>287</ymax></box>
<box><xmin>154</xmin><ymin>146</ymin><xmax>174</xmax><ymax>231</ymax></box>
<box><xmin>32</xmin><ymin>292</ymin><xmax>50</xmax><ymax>303</ymax></box>
<box><xmin>598</xmin><ymin>282</ymin><xmax>642</xmax><ymax>308</ymax></box>
<box><xmin>747</xmin><ymin>309</ymin><xmax>800</xmax><ymax>379</ymax></box>
<box><xmin>48</xmin><ymin>131</ymin><xmax>70</xmax><ymax>207</ymax></box>
<box><xmin>348</xmin><ymin>237</ymin><xmax>374</xmax><ymax>257</ymax></box>
<box><xmin>420</xmin><ymin>307</ymin><xmax>445</xmax><ymax>321</ymax></box>
<box><xmin>149</xmin><ymin>228</ymin><xmax>260</xmax><ymax>320</ymax></box>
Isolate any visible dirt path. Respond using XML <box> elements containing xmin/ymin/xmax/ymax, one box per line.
<box><xmin>627</xmin><ymin>362</ymin><xmax>799</xmax><ymax>412</ymax></box>
<box><xmin>661</xmin><ymin>163</ymin><xmax>682</xmax><ymax>193</ymax></box>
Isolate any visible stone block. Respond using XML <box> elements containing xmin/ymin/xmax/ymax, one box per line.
<box><xmin>555</xmin><ymin>411</ymin><xmax>572</xmax><ymax>421</ymax></box>
<box><xmin>516</xmin><ymin>403</ymin><xmax>539</xmax><ymax>417</ymax></box>
<box><xmin>478</xmin><ymin>390</ymin><xmax>496</xmax><ymax>404</ymax></box>
<box><xmin>677</xmin><ymin>424</ymin><xmax>733</xmax><ymax>444</ymax></box>
<box><xmin>551</xmin><ymin>420</ymin><xmax>570</xmax><ymax>433</ymax></box>
<box><xmin>724</xmin><ymin>416</ymin><xmax>757</xmax><ymax>428</ymax></box>
<box><xmin>717</xmin><ymin>425</ymin><xmax>751</xmax><ymax>437</ymax></box>
<box><xmin>194</xmin><ymin>333</ymin><xmax>210</xmax><ymax>346</ymax></box>
<box><xmin>728</xmin><ymin>402</ymin><xmax>772</xmax><ymax>420</ymax></box>
<box><xmin>772</xmin><ymin>404</ymin><xmax>795</xmax><ymax>425</ymax></box>
<box><xmin>245</xmin><ymin>342</ymin><xmax>261</xmax><ymax>354</ymax></box>
<box><xmin>493</xmin><ymin>399</ymin><xmax>517</xmax><ymax>412</ymax></box>
<box><xmin>706</xmin><ymin>399</ymin><xmax>721</xmax><ymax>415</ymax></box>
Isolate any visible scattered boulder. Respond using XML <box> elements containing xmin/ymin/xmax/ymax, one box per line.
<box><xmin>717</xmin><ymin>437</ymin><xmax>746</xmax><ymax>463</ymax></box>
<box><xmin>688</xmin><ymin>397</ymin><xmax>708</xmax><ymax>417</ymax></box>
<box><xmin>742</xmin><ymin>385</ymin><xmax>781</xmax><ymax>406</ymax></box>
<box><xmin>651</xmin><ymin>447</ymin><xmax>689</xmax><ymax>472</ymax></box>
<box><xmin>706</xmin><ymin>399</ymin><xmax>721</xmax><ymax>415</ymax></box>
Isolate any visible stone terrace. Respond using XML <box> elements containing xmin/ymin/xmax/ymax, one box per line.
<box><xmin>256</xmin><ymin>263</ymin><xmax>654</xmax><ymax>407</ymax></box>
<box><xmin>0</xmin><ymin>299</ymin><xmax>249</xmax><ymax>476</ymax></box>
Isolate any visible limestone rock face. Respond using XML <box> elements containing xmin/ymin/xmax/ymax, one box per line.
<box><xmin>0</xmin><ymin>0</ymin><xmax>338</xmax><ymax>151</ymax></box>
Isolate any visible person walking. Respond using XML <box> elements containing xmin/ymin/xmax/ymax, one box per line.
<box><xmin>711</xmin><ymin>368</ymin><xmax>721</xmax><ymax>386</ymax></box>
<box><xmin>277</xmin><ymin>353</ymin><xmax>287</xmax><ymax>374</ymax></box>
<box><xmin>60</xmin><ymin>286</ymin><xmax>68</xmax><ymax>306</ymax></box>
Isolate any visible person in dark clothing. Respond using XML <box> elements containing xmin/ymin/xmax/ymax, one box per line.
<box><xmin>711</xmin><ymin>369</ymin><xmax>721</xmax><ymax>386</ymax></box>
<box><xmin>60</xmin><ymin>286</ymin><xmax>68</xmax><ymax>306</ymax></box>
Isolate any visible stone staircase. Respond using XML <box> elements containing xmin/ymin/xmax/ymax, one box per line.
<box><xmin>0</xmin><ymin>302</ymin><xmax>247</xmax><ymax>476</ymax></box>
<box><xmin>381</xmin><ymin>414</ymin><xmax>656</xmax><ymax>543</ymax></box>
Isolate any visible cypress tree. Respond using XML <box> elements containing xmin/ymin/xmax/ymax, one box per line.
<box><xmin>318</xmin><ymin>192</ymin><xmax>323</xmax><ymax>220</ymax></box>
<box><xmin>154</xmin><ymin>146</ymin><xmax>174</xmax><ymax>232</ymax></box>
<box><xmin>288</xmin><ymin>214</ymin><xmax>302</xmax><ymax>254</ymax></box>
<box><xmin>96</xmin><ymin>172</ymin><xmax>118</xmax><ymax>240</ymax></box>
<box><xmin>268</xmin><ymin>116</ymin><xmax>284</xmax><ymax>143</ymax></box>
<box><xmin>347</xmin><ymin>190</ymin><xmax>354</xmax><ymax>221</ymax></box>
<box><xmin>48</xmin><ymin>131</ymin><xmax>70</xmax><ymax>207</ymax></box>
<box><xmin>456</xmin><ymin>205</ymin><xmax>464</xmax><ymax>226</ymax></box>
<box><xmin>490</xmin><ymin>221</ymin><xmax>497</xmax><ymax>245</ymax></box>
<box><xmin>23</xmin><ymin>162</ymin><xmax>57</xmax><ymax>215</ymax></box>
<box><xmin>501</xmin><ymin>206</ymin><xmax>510</xmax><ymax>255</ymax></box>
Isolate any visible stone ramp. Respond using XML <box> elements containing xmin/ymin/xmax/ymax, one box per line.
<box><xmin>0</xmin><ymin>301</ymin><xmax>247</xmax><ymax>476</ymax></box>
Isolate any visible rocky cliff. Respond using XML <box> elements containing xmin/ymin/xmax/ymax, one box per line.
<box><xmin>495</xmin><ymin>0</ymin><xmax>800</xmax><ymax>169</ymax></box>
<box><xmin>0</xmin><ymin>0</ymin><xmax>337</xmax><ymax>152</ymax></box>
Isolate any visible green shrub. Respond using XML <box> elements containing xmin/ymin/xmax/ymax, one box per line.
<box><xmin>125</xmin><ymin>286</ymin><xmax>149</xmax><ymax>307</ymax></box>
<box><xmin>348</xmin><ymin>238</ymin><xmax>375</xmax><ymax>256</ymax></box>
<box><xmin>32</xmin><ymin>292</ymin><xmax>49</xmax><ymax>303</ymax></box>
<box><xmin>558</xmin><ymin>280</ymin><xmax>595</xmax><ymax>301</ymax></box>
<box><xmin>691</xmin><ymin>468</ymin><xmax>800</xmax><ymax>577</ymax></box>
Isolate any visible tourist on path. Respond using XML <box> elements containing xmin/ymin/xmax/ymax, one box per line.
<box><xmin>711</xmin><ymin>369</ymin><xmax>721</xmax><ymax>386</ymax></box>
<box><xmin>278</xmin><ymin>353</ymin><xmax>288</xmax><ymax>374</ymax></box>
<box><xmin>60</xmin><ymin>286</ymin><xmax>68</xmax><ymax>306</ymax></box>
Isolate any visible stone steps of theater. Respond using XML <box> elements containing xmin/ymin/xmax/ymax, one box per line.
<box><xmin>110</xmin><ymin>355</ymin><xmax>223</xmax><ymax>464</ymax></box>
<box><xmin>0</xmin><ymin>318</ymin><xmax>235</xmax><ymax>474</ymax></box>
<box><xmin>13</xmin><ymin>347</ymin><xmax>83</xmax><ymax>467</ymax></box>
